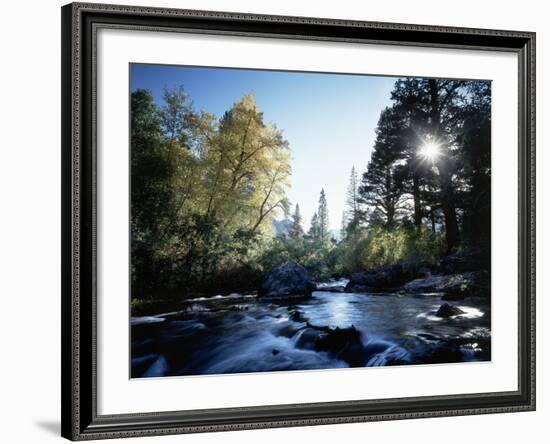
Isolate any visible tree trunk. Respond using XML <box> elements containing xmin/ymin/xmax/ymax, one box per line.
<box><xmin>438</xmin><ymin>162</ymin><xmax>460</xmax><ymax>252</ymax></box>
<box><xmin>412</xmin><ymin>174</ymin><xmax>422</xmax><ymax>227</ymax></box>
<box><xmin>385</xmin><ymin>207</ymin><xmax>395</xmax><ymax>228</ymax></box>
<box><xmin>428</xmin><ymin>79</ymin><xmax>460</xmax><ymax>252</ymax></box>
<box><xmin>430</xmin><ymin>208</ymin><xmax>436</xmax><ymax>233</ymax></box>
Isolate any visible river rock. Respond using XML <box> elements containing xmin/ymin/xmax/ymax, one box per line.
<box><xmin>289</xmin><ymin>310</ymin><xmax>307</xmax><ymax>322</ymax></box>
<box><xmin>259</xmin><ymin>261</ymin><xmax>315</xmax><ymax>300</ymax></box>
<box><xmin>314</xmin><ymin>325</ymin><xmax>361</xmax><ymax>353</ymax></box>
<box><xmin>440</xmin><ymin>250</ymin><xmax>488</xmax><ymax>274</ymax></box>
<box><xmin>435</xmin><ymin>303</ymin><xmax>465</xmax><ymax>318</ymax></box>
<box><xmin>293</xmin><ymin>328</ymin><xmax>321</xmax><ymax>350</ymax></box>
<box><xmin>293</xmin><ymin>324</ymin><xmax>366</xmax><ymax>367</ymax></box>
<box><xmin>403</xmin><ymin>271</ymin><xmax>489</xmax><ymax>300</ymax></box>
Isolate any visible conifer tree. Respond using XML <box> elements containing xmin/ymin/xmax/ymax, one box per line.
<box><xmin>308</xmin><ymin>212</ymin><xmax>320</xmax><ymax>241</ymax></box>
<box><xmin>343</xmin><ymin>166</ymin><xmax>360</xmax><ymax>235</ymax></box>
<box><xmin>289</xmin><ymin>203</ymin><xmax>304</xmax><ymax>238</ymax></box>
<box><xmin>318</xmin><ymin>189</ymin><xmax>330</xmax><ymax>243</ymax></box>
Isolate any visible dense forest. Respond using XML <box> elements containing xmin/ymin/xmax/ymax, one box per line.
<box><xmin>131</xmin><ymin>78</ymin><xmax>491</xmax><ymax>311</ymax></box>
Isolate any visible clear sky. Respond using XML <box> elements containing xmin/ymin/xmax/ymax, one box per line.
<box><xmin>131</xmin><ymin>64</ymin><xmax>397</xmax><ymax>232</ymax></box>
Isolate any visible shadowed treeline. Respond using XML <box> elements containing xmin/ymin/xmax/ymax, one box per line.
<box><xmin>131</xmin><ymin>76</ymin><xmax>491</xmax><ymax>313</ymax></box>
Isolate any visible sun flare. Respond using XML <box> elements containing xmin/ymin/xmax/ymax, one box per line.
<box><xmin>418</xmin><ymin>141</ymin><xmax>441</xmax><ymax>162</ymax></box>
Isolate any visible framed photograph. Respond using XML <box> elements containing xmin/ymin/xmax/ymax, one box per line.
<box><xmin>61</xmin><ymin>2</ymin><xmax>535</xmax><ymax>440</ymax></box>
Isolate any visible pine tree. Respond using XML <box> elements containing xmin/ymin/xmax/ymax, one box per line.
<box><xmin>308</xmin><ymin>212</ymin><xmax>320</xmax><ymax>241</ymax></box>
<box><xmin>340</xmin><ymin>211</ymin><xmax>348</xmax><ymax>240</ymax></box>
<box><xmin>318</xmin><ymin>189</ymin><xmax>330</xmax><ymax>243</ymax></box>
<box><xmin>343</xmin><ymin>166</ymin><xmax>360</xmax><ymax>235</ymax></box>
<box><xmin>357</xmin><ymin>108</ymin><xmax>407</xmax><ymax>228</ymax></box>
<box><xmin>391</xmin><ymin>78</ymin><xmax>466</xmax><ymax>251</ymax></box>
<box><xmin>289</xmin><ymin>203</ymin><xmax>304</xmax><ymax>238</ymax></box>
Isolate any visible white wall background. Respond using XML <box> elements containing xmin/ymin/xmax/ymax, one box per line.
<box><xmin>0</xmin><ymin>0</ymin><xmax>545</xmax><ymax>443</ymax></box>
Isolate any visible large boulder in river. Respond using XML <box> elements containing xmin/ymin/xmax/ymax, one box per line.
<box><xmin>435</xmin><ymin>303</ymin><xmax>465</xmax><ymax>318</ymax></box>
<box><xmin>294</xmin><ymin>324</ymin><xmax>367</xmax><ymax>367</ymax></box>
<box><xmin>259</xmin><ymin>261</ymin><xmax>315</xmax><ymax>300</ymax></box>
<box><xmin>345</xmin><ymin>263</ymin><xmax>415</xmax><ymax>293</ymax></box>
<box><xmin>402</xmin><ymin>271</ymin><xmax>489</xmax><ymax>300</ymax></box>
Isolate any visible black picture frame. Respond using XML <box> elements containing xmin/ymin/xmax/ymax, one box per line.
<box><xmin>61</xmin><ymin>2</ymin><xmax>536</xmax><ymax>440</ymax></box>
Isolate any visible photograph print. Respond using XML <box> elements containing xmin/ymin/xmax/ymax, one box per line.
<box><xmin>130</xmin><ymin>64</ymin><xmax>491</xmax><ymax>378</ymax></box>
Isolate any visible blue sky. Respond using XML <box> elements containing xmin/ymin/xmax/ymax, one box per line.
<box><xmin>131</xmin><ymin>64</ymin><xmax>397</xmax><ymax>231</ymax></box>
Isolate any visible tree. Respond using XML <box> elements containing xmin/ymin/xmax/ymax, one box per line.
<box><xmin>340</xmin><ymin>211</ymin><xmax>348</xmax><ymax>240</ymax></box>
<box><xmin>178</xmin><ymin>94</ymin><xmax>291</xmax><ymax>291</ymax></box>
<box><xmin>289</xmin><ymin>203</ymin><xmax>304</xmax><ymax>238</ymax></box>
<box><xmin>317</xmin><ymin>189</ymin><xmax>330</xmax><ymax>243</ymax></box>
<box><xmin>456</xmin><ymin>81</ymin><xmax>491</xmax><ymax>249</ymax></box>
<box><xmin>391</xmin><ymin>78</ymin><xmax>468</xmax><ymax>251</ymax></box>
<box><xmin>358</xmin><ymin>107</ymin><xmax>408</xmax><ymax>228</ymax></box>
<box><xmin>157</xmin><ymin>87</ymin><xmax>206</xmax><ymax>242</ymax></box>
<box><xmin>130</xmin><ymin>89</ymin><xmax>293</xmax><ymax>299</ymax></box>
<box><xmin>343</xmin><ymin>166</ymin><xmax>360</xmax><ymax>235</ymax></box>
<box><xmin>202</xmin><ymin>95</ymin><xmax>290</xmax><ymax>232</ymax></box>
<box><xmin>308</xmin><ymin>212</ymin><xmax>320</xmax><ymax>241</ymax></box>
<box><xmin>131</xmin><ymin>89</ymin><xmax>174</xmax><ymax>296</ymax></box>
<box><xmin>160</xmin><ymin>86</ymin><xmax>194</xmax><ymax>151</ymax></box>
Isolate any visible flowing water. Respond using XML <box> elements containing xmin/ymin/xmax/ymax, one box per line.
<box><xmin>131</xmin><ymin>284</ymin><xmax>491</xmax><ymax>378</ymax></box>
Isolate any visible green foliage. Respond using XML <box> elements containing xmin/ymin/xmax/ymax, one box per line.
<box><xmin>131</xmin><ymin>89</ymin><xmax>176</xmax><ymax>295</ymax></box>
<box><xmin>342</xmin><ymin>166</ymin><xmax>360</xmax><ymax>237</ymax></box>
<box><xmin>307</xmin><ymin>189</ymin><xmax>330</xmax><ymax>244</ymax></box>
<box><xmin>308</xmin><ymin>212</ymin><xmax>320</xmax><ymax>241</ymax></box>
<box><xmin>317</xmin><ymin>189</ymin><xmax>330</xmax><ymax>242</ymax></box>
<box><xmin>357</xmin><ymin>106</ymin><xmax>409</xmax><ymax>228</ymax></box>
<box><xmin>257</xmin><ymin>224</ymin><xmax>445</xmax><ymax>283</ymax></box>
<box><xmin>131</xmin><ymin>88</ymin><xmax>291</xmax><ymax>300</ymax></box>
<box><xmin>289</xmin><ymin>204</ymin><xmax>304</xmax><ymax>238</ymax></box>
<box><xmin>257</xmin><ymin>236</ymin><xmax>341</xmax><ymax>281</ymax></box>
<box><xmin>358</xmin><ymin>79</ymin><xmax>491</xmax><ymax>253</ymax></box>
<box><xmin>339</xmin><ymin>226</ymin><xmax>445</xmax><ymax>273</ymax></box>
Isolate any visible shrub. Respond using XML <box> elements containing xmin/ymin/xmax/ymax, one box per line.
<box><xmin>256</xmin><ymin>236</ymin><xmax>341</xmax><ymax>280</ymax></box>
<box><xmin>340</xmin><ymin>225</ymin><xmax>445</xmax><ymax>273</ymax></box>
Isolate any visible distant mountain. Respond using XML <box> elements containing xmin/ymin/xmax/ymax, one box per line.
<box><xmin>272</xmin><ymin>219</ymin><xmax>292</xmax><ymax>236</ymax></box>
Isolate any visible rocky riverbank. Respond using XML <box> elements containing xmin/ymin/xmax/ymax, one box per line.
<box><xmin>343</xmin><ymin>251</ymin><xmax>490</xmax><ymax>303</ymax></box>
<box><xmin>132</xmin><ymin>251</ymin><xmax>489</xmax><ymax>317</ymax></box>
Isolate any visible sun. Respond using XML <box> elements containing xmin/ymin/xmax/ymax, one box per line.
<box><xmin>418</xmin><ymin>141</ymin><xmax>441</xmax><ymax>162</ymax></box>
